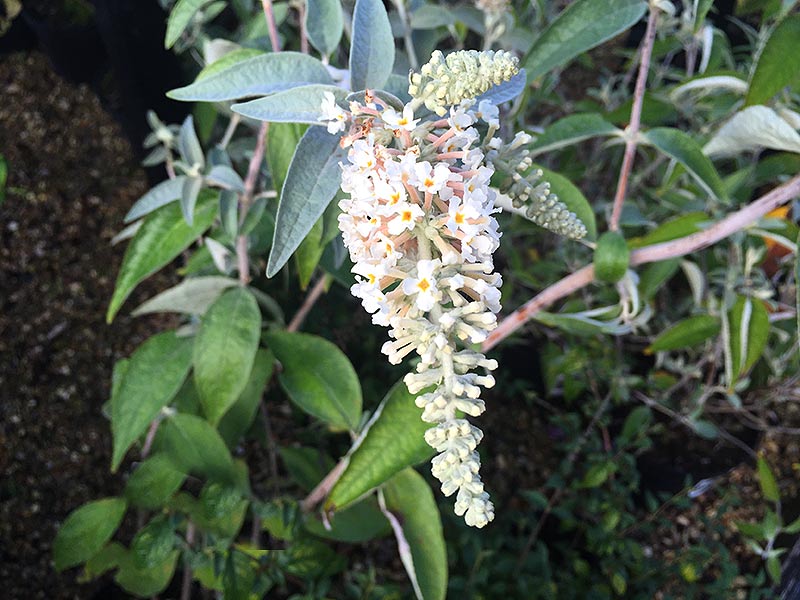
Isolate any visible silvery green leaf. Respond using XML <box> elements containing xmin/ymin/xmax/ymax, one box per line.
<box><xmin>132</xmin><ymin>276</ymin><xmax>239</xmax><ymax>317</ymax></box>
<box><xmin>202</xmin><ymin>1</ymin><xmax>226</xmax><ymax>22</ymax></box>
<box><xmin>167</xmin><ymin>53</ymin><xmax>333</xmax><ymax>102</ymax></box>
<box><xmin>523</xmin><ymin>0</ymin><xmax>646</xmax><ymax>82</ymax></box>
<box><xmin>219</xmin><ymin>189</ymin><xmax>239</xmax><ymax>238</ymax></box>
<box><xmin>111</xmin><ymin>221</ymin><xmax>143</xmax><ymax>246</ymax></box>
<box><xmin>670</xmin><ymin>75</ymin><xmax>747</xmax><ymax>102</ymax></box>
<box><xmin>205</xmin><ymin>165</ymin><xmax>244</xmax><ymax>192</ymax></box>
<box><xmin>232</xmin><ymin>84</ymin><xmax>348</xmax><ymax>124</ymax></box>
<box><xmin>205</xmin><ymin>237</ymin><xmax>235</xmax><ymax>274</ymax></box>
<box><xmin>179</xmin><ymin>116</ymin><xmax>205</xmax><ymax>168</ymax></box>
<box><xmin>241</xmin><ymin>197</ymin><xmax>268</xmax><ymax>235</ymax></box>
<box><xmin>125</xmin><ymin>176</ymin><xmax>187</xmax><ymax>223</ymax></box>
<box><xmin>475</xmin><ymin>70</ymin><xmax>527</xmax><ymax>106</ymax></box>
<box><xmin>203</xmin><ymin>38</ymin><xmax>241</xmax><ymax>65</ymax></box>
<box><xmin>180</xmin><ymin>176</ymin><xmax>204</xmax><ymax>226</ymax></box>
<box><xmin>382</xmin><ymin>74</ymin><xmax>412</xmax><ymax>103</ymax></box>
<box><xmin>267</xmin><ymin>128</ymin><xmax>346</xmax><ymax>277</ymax></box>
<box><xmin>165</xmin><ymin>0</ymin><xmax>207</xmax><ymax>49</ymax></box>
<box><xmin>142</xmin><ymin>146</ymin><xmax>168</xmax><ymax>167</ymax></box>
<box><xmin>306</xmin><ymin>0</ymin><xmax>344</xmax><ymax>56</ymax></box>
<box><xmin>349</xmin><ymin>0</ymin><xmax>395</xmax><ymax>91</ymax></box>
<box><xmin>704</xmin><ymin>105</ymin><xmax>800</xmax><ymax>157</ymax></box>
<box><xmin>409</xmin><ymin>4</ymin><xmax>455</xmax><ymax>29</ymax></box>
<box><xmin>207</xmin><ymin>145</ymin><xmax>232</xmax><ymax>168</ymax></box>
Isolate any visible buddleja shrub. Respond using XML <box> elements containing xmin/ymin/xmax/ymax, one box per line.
<box><xmin>55</xmin><ymin>0</ymin><xmax>800</xmax><ymax>597</ymax></box>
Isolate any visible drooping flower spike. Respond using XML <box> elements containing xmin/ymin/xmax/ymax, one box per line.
<box><xmin>322</xmin><ymin>50</ymin><xmax>586</xmax><ymax>528</ymax></box>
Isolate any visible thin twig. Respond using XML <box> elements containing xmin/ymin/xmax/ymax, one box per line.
<box><xmin>300</xmin><ymin>459</ymin><xmax>349</xmax><ymax>513</ymax></box>
<box><xmin>287</xmin><ymin>274</ymin><xmax>330</xmax><ymax>332</ymax></box>
<box><xmin>484</xmin><ymin>174</ymin><xmax>800</xmax><ymax>351</ymax></box>
<box><xmin>219</xmin><ymin>114</ymin><xmax>240</xmax><ymax>150</ymax></box>
<box><xmin>609</xmin><ymin>5</ymin><xmax>659</xmax><ymax>232</ymax></box>
<box><xmin>236</xmin><ymin>122</ymin><xmax>269</xmax><ymax>286</ymax></box>
<box><xmin>392</xmin><ymin>0</ymin><xmax>419</xmax><ymax>70</ymax></box>
<box><xmin>261</xmin><ymin>0</ymin><xmax>282</xmax><ymax>52</ymax></box>
<box><xmin>297</xmin><ymin>1</ymin><xmax>309</xmax><ymax>54</ymax></box>
<box><xmin>180</xmin><ymin>522</ymin><xmax>196</xmax><ymax>600</ymax></box>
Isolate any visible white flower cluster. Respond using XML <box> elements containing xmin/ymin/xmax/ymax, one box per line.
<box><xmin>323</xmin><ymin>90</ymin><xmax>503</xmax><ymax>528</ymax></box>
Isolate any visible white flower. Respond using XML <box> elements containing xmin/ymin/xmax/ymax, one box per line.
<box><xmin>402</xmin><ymin>259</ymin><xmax>441</xmax><ymax>312</ymax></box>
<box><xmin>475</xmin><ymin>100</ymin><xmax>499</xmax><ymax>127</ymax></box>
<box><xmin>411</xmin><ymin>161</ymin><xmax>453</xmax><ymax>194</ymax></box>
<box><xmin>319</xmin><ymin>91</ymin><xmax>348</xmax><ymax>134</ymax></box>
<box><xmin>382</xmin><ymin>105</ymin><xmax>419</xmax><ymax>131</ymax></box>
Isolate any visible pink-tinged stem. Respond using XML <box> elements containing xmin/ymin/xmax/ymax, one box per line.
<box><xmin>608</xmin><ymin>6</ymin><xmax>659</xmax><ymax>232</ymax></box>
<box><xmin>484</xmin><ymin>173</ymin><xmax>800</xmax><ymax>351</ymax></box>
<box><xmin>260</xmin><ymin>0</ymin><xmax>281</xmax><ymax>52</ymax></box>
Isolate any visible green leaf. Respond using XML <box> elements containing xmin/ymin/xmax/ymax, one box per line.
<box><xmin>757</xmin><ymin>454</ymin><xmax>780</xmax><ymax>503</ymax></box>
<box><xmin>125</xmin><ymin>454</ymin><xmax>186</xmax><ymax>510</ymax></box>
<box><xmin>694</xmin><ymin>0</ymin><xmax>715</xmax><ymax>31</ymax></box>
<box><xmin>620</xmin><ymin>406</ymin><xmax>652</xmax><ymax>442</ymax></box>
<box><xmin>266</xmin><ymin>331</ymin><xmax>361</xmax><ymax>430</ymax></box>
<box><xmin>383</xmin><ymin>469</ymin><xmax>447</xmax><ymax>600</ymax></box>
<box><xmin>111</xmin><ymin>332</ymin><xmax>194</xmax><ymax>471</ymax></box>
<box><xmin>349</xmin><ymin>0</ymin><xmax>395</xmax><ymax>91</ymax></box>
<box><xmin>306</xmin><ymin>0</ymin><xmax>344</xmax><ymax>56</ymax></box>
<box><xmin>643</xmin><ymin>127</ymin><xmax>727</xmax><ymax>202</ymax></box>
<box><xmin>305</xmin><ymin>496</ymin><xmax>391</xmax><ymax>542</ymax></box>
<box><xmin>286</xmin><ymin>538</ymin><xmax>346</xmax><ymax>578</ymax></box>
<box><xmin>196</xmin><ymin>481</ymin><xmax>249</xmax><ymax>537</ymax></box>
<box><xmin>158</xmin><ymin>413</ymin><xmax>236</xmax><ymax>482</ymax></box>
<box><xmin>629</xmin><ymin>212</ymin><xmax>707</xmax><ymax>248</ymax></box>
<box><xmin>107</xmin><ymin>190</ymin><xmax>218</xmax><ymax>322</ymax></box>
<box><xmin>534</xmin><ymin>165</ymin><xmax>597</xmax><ymax>240</ymax></box>
<box><xmin>180</xmin><ymin>176</ymin><xmax>203</xmax><ymax>226</ymax></box>
<box><xmin>115</xmin><ymin>549</ymin><xmax>179</xmax><ymax>597</ymax></box>
<box><xmin>579</xmin><ymin>462</ymin><xmax>615</xmax><ymax>488</ymax></box>
<box><xmin>475</xmin><ymin>70</ymin><xmax>528</xmax><ymax>106</ymax></box>
<box><xmin>193</xmin><ymin>287</ymin><xmax>262</xmax><ymax>425</ymax></box>
<box><xmin>279</xmin><ymin>446</ymin><xmax>336</xmax><ymax>491</ymax></box>
<box><xmin>638</xmin><ymin>258</ymin><xmax>680</xmax><ymax>300</ymax></box>
<box><xmin>327</xmin><ymin>381</ymin><xmax>432</xmax><ymax>511</ymax></box>
<box><xmin>167</xmin><ymin>52</ymin><xmax>333</xmax><ymax>102</ymax></box>
<box><xmin>79</xmin><ymin>542</ymin><xmax>126</xmax><ymax>582</ymax></box>
<box><xmin>767</xmin><ymin>554</ymin><xmax>782</xmax><ymax>584</ymax></box>
<box><xmin>197</xmin><ymin>48</ymin><xmax>265</xmax><ymax>80</ymax></box>
<box><xmin>529</xmin><ymin>114</ymin><xmax>621</xmax><ymax>156</ymax></box>
<box><xmin>267</xmin><ymin>122</ymin><xmax>308</xmax><ymax>194</ymax></box>
<box><xmin>645</xmin><ymin>314</ymin><xmax>721</xmax><ymax>354</ymax></box>
<box><xmin>704</xmin><ymin>105</ymin><xmax>800</xmax><ymax>157</ymax></box>
<box><xmin>132</xmin><ymin>276</ymin><xmax>238</xmax><ymax>317</ymax></box>
<box><xmin>131</xmin><ymin>516</ymin><xmax>176</xmax><ymax>569</ymax></box>
<box><xmin>410</xmin><ymin>4</ymin><xmax>455</xmax><ymax>29</ymax></box>
<box><xmin>53</xmin><ymin>498</ymin><xmax>128</xmax><ymax>571</ymax></box>
<box><xmin>218</xmin><ymin>349</ymin><xmax>275</xmax><ymax>447</ymax></box>
<box><xmin>523</xmin><ymin>0</ymin><xmax>646</xmax><ymax>82</ymax></box>
<box><xmin>178</xmin><ymin>115</ymin><xmax>204</xmax><ymax>168</ymax></box>
<box><xmin>165</xmin><ymin>0</ymin><xmax>207</xmax><ymax>48</ymax></box>
<box><xmin>735</xmin><ymin>520</ymin><xmax>766</xmax><ymax>539</ymax></box>
<box><xmin>728</xmin><ymin>296</ymin><xmax>770</xmax><ymax>379</ymax></box>
<box><xmin>205</xmin><ymin>165</ymin><xmax>244</xmax><ymax>192</ymax></box>
<box><xmin>232</xmin><ymin>84</ymin><xmax>349</xmax><ymax>124</ymax></box>
<box><xmin>124</xmin><ymin>176</ymin><xmax>187</xmax><ymax>223</ymax></box>
<box><xmin>267</xmin><ymin>126</ymin><xmax>346</xmax><ymax>277</ymax></box>
<box><xmin>746</xmin><ymin>15</ymin><xmax>800</xmax><ymax>106</ymax></box>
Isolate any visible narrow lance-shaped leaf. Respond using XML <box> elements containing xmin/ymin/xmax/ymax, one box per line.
<box><xmin>205</xmin><ymin>165</ymin><xmax>245</xmax><ymax>192</ymax></box>
<box><xmin>193</xmin><ymin>287</ymin><xmax>262</xmax><ymax>425</ymax></box>
<box><xmin>267</xmin><ymin>127</ymin><xmax>346</xmax><ymax>277</ymax></box>
<box><xmin>232</xmin><ymin>85</ymin><xmax>349</xmax><ymax>124</ymax></box>
<box><xmin>167</xmin><ymin>53</ymin><xmax>333</xmax><ymax>102</ymax></box>
<box><xmin>158</xmin><ymin>413</ymin><xmax>237</xmax><ymax>483</ymax></box>
<box><xmin>111</xmin><ymin>331</ymin><xmax>194</xmax><ymax>471</ymax></box>
<box><xmin>746</xmin><ymin>15</ymin><xmax>800</xmax><ymax>106</ymax></box>
<box><xmin>180</xmin><ymin>175</ymin><xmax>203</xmax><ymax>226</ymax></box>
<box><xmin>382</xmin><ymin>469</ymin><xmax>447</xmax><ymax>600</ymax></box>
<box><xmin>349</xmin><ymin>0</ymin><xmax>395</xmax><ymax>91</ymax></box>
<box><xmin>124</xmin><ymin>177</ymin><xmax>187</xmax><ymax>223</ymax></box>
<box><xmin>533</xmin><ymin>164</ymin><xmax>597</xmax><ymax>240</ymax></box>
<box><xmin>53</xmin><ymin>498</ymin><xmax>128</xmax><ymax>571</ymax></box>
<box><xmin>125</xmin><ymin>454</ymin><xmax>186</xmax><ymax>510</ymax></box>
<box><xmin>327</xmin><ymin>381</ymin><xmax>433</xmax><ymax>511</ymax></box>
<box><xmin>643</xmin><ymin>127</ymin><xmax>727</xmax><ymax>202</ymax></box>
<box><xmin>728</xmin><ymin>295</ymin><xmax>770</xmax><ymax>380</ymax></box>
<box><xmin>704</xmin><ymin>105</ymin><xmax>800</xmax><ymax>157</ymax></box>
<box><xmin>178</xmin><ymin>115</ymin><xmax>205</xmax><ymax>168</ymax></box>
<box><xmin>529</xmin><ymin>113</ymin><xmax>621</xmax><ymax>156</ymax></box>
<box><xmin>218</xmin><ymin>349</ymin><xmax>275</xmax><ymax>448</ymax></box>
<box><xmin>475</xmin><ymin>70</ymin><xmax>528</xmax><ymax>106</ymax></box>
<box><xmin>305</xmin><ymin>0</ymin><xmax>344</xmax><ymax>56</ymax></box>
<box><xmin>266</xmin><ymin>331</ymin><xmax>362</xmax><ymax>430</ymax></box>
<box><xmin>645</xmin><ymin>314</ymin><xmax>721</xmax><ymax>354</ymax></box>
<box><xmin>757</xmin><ymin>454</ymin><xmax>780</xmax><ymax>503</ymax></box>
<box><xmin>132</xmin><ymin>276</ymin><xmax>238</xmax><ymax>317</ymax></box>
<box><xmin>107</xmin><ymin>190</ymin><xmax>219</xmax><ymax>322</ymax></box>
<box><xmin>165</xmin><ymin>0</ymin><xmax>207</xmax><ymax>48</ymax></box>
<box><xmin>523</xmin><ymin>0</ymin><xmax>647</xmax><ymax>82</ymax></box>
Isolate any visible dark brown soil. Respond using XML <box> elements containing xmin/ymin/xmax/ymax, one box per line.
<box><xmin>0</xmin><ymin>51</ymin><xmax>175</xmax><ymax>599</ymax></box>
